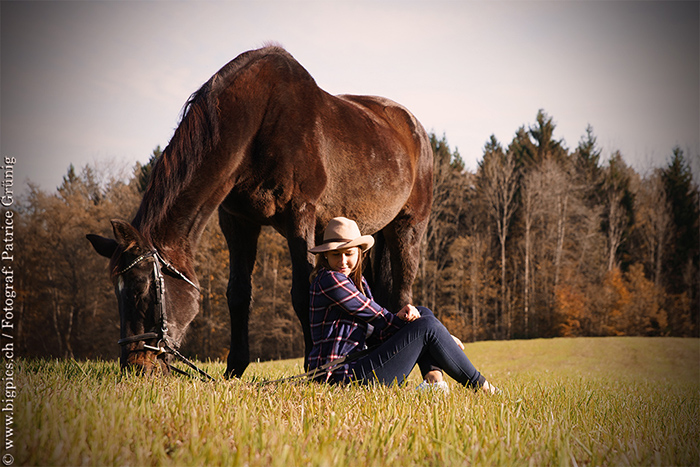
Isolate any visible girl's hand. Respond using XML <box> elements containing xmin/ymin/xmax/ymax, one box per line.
<box><xmin>451</xmin><ymin>334</ymin><xmax>464</xmax><ymax>350</ymax></box>
<box><xmin>398</xmin><ymin>304</ymin><xmax>420</xmax><ymax>322</ymax></box>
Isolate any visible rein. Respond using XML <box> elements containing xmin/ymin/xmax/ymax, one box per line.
<box><xmin>257</xmin><ymin>346</ymin><xmax>374</xmax><ymax>385</ymax></box>
<box><xmin>115</xmin><ymin>249</ymin><xmax>215</xmax><ymax>382</ymax></box>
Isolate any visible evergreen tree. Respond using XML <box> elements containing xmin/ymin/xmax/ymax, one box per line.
<box><xmin>661</xmin><ymin>147</ymin><xmax>700</xmax><ymax>334</ymax></box>
<box><xmin>572</xmin><ymin>125</ymin><xmax>602</xmax><ymax>205</ymax></box>
<box><xmin>662</xmin><ymin>147</ymin><xmax>700</xmax><ymax>279</ymax></box>
<box><xmin>509</xmin><ymin>127</ymin><xmax>537</xmax><ymax>170</ymax></box>
<box><xmin>528</xmin><ymin>109</ymin><xmax>567</xmax><ymax>164</ymax></box>
<box><xmin>600</xmin><ymin>152</ymin><xmax>635</xmax><ymax>271</ymax></box>
<box><xmin>509</xmin><ymin>110</ymin><xmax>567</xmax><ymax>169</ymax></box>
<box><xmin>135</xmin><ymin>145</ymin><xmax>163</xmax><ymax>194</ymax></box>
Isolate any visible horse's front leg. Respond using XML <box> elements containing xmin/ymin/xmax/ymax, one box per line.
<box><xmin>219</xmin><ymin>208</ymin><xmax>261</xmax><ymax>379</ymax></box>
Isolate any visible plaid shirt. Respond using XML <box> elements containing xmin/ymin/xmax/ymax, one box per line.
<box><xmin>307</xmin><ymin>267</ymin><xmax>404</xmax><ymax>383</ymax></box>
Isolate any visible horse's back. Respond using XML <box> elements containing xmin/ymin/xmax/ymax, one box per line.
<box><xmin>310</xmin><ymin>93</ymin><xmax>432</xmax><ymax>232</ymax></box>
<box><xmin>334</xmin><ymin>94</ymin><xmax>427</xmax><ymax>146</ymax></box>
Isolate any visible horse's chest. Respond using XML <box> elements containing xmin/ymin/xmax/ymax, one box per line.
<box><xmin>222</xmin><ymin>179</ymin><xmax>291</xmax><ymax>221</ymax></box>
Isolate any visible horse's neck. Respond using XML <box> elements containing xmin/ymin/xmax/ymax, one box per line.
<box><xmin>134</xmin><ymin>181</ymin><xmax>220</xmax><ymax>265</ymax></box>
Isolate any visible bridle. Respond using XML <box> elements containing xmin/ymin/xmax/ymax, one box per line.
<box><xmin>115</xmin><ymin>249</ymin><xmax>214</xmax><ymax>381</ymax></box>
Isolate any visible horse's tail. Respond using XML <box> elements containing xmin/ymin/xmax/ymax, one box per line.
<box><xmin>366</xmin><ymin>229</ymin><xmax>395</xmax><ymax>310</ymax></box>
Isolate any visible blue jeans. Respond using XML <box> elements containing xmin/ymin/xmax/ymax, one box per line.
<box><xmin>351</xmin><ymin>307</ymin><xmax>485</xmax><ymax>389</ymax></box>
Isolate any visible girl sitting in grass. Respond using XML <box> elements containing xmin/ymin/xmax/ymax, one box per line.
<box><xmin>308</xmin><ymin>217</ymin><xmax>498</xmax><ymax>394</ymax></box>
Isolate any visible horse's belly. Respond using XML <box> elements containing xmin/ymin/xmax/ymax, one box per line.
<box><xmin>315</xmin><ymin>173</ymin><xmax>412</xmax><ymax>234</ymax></box>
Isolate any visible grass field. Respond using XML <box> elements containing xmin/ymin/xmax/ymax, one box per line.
<box><xmin>13</xmin><ymin>337</ymin><xmax>700</xmax><ymax>466</ymax></box>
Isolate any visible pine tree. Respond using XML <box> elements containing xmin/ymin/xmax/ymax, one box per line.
<box><xmin>661</xmin><ymin>147</ymin><xmax>699</xmax><ymax>334</ymax></box>
<box><xmin>134</xmin><ymin>145</ymin><xmax>163</xmax><ymax>194</ymax></box>
<box><xmin>572</xmin><ymin>124</ymin><xmax>602</xmax><ymax>205</ymax></box>
<box><xmin>600</xmin><ymin>152</ymin><xmax>635</xmax><ymax>271</ymax></box>
<box><xmin>528</xmin><ymin>109</ymin><xmax>567</xmax><ymax>164</ymax></box>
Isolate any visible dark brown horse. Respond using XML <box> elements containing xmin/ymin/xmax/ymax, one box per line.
<box><xmin>87</xmin><ymin>46</ymin><xmax>433</xmax><ymax>378</ymax></box>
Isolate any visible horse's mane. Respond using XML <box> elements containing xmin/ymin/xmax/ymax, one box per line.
<box><xmin>132</xmin><ymin>46</ymin><xmax>292</xmax><ymax>240</ymax></box>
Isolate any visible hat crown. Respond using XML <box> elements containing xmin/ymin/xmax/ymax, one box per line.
<box><xmin>308</xmin><ymin>217</ymin><xmax>374</xmax><ymax>254</ymax></box>
<box><xmin>323</xmin><ymin>217</ymin><xmax>362</xmax><ymax>242</ymax></box>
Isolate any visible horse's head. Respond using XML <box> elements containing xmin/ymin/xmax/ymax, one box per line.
<box><xmin>87</xmin><ymin>220</ymin><xmax>200</xmax><ymax>375</ymax></box>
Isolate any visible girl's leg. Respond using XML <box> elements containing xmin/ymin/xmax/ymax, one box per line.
<box><xmin>351</xmin><ymin>308</ymin><xmax>484</xmax><ymax>389</ymax></box>
<box><xmin>414</xmin><ymin>307</ymin><xmax>444</xmax><ymax>381</ymax></box>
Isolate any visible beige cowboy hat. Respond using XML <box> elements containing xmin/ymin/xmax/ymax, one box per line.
<box><xmin>309</xmin><ymin>217</ymin><xmax>375</xmax><ymax>253</ymax></box>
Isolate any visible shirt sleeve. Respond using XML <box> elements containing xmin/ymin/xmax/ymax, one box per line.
<box><xmin>317</xmin><ymin>270</ymin><xmax>403</xmax><ymax>338</ymax></box>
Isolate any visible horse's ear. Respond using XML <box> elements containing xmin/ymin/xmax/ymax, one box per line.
<box><xmin>86</xmin><ymin>234</ymin><xmax>118</xmax><ymax>259</ymax></box>
<box><xmin>110</xmin><ymin>219</ymin><xmax>146</xmax><ymax>252</ymax></box>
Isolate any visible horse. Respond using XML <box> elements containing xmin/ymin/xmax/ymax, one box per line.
<box><xmin>87</xmin><ymin>45</ymin><xmax>433</xmax><ymax>378</ymax></box>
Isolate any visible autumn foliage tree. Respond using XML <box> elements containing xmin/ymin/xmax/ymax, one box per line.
<box><xmin>17</xmin><ymin>165</ymin><xmax>139</xmax><ymax>359</ymax></box>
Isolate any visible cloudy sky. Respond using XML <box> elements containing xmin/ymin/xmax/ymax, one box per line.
<box><xmin>1</xmin><ymin>1</ymin><xmax>698</xmax><ymax>194</ymax></box>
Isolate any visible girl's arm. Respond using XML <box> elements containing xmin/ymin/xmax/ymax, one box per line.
<box><xmin>317</xmin><ymin>270</ymin><xmax>403</xmax><ymax>336</ymax></box>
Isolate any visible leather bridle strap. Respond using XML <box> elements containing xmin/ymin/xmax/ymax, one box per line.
<box><xmin>115</xmin><ymin>249</ymin><xmax>200</xmax><ymax>345</ymax></box>
<box><xmin>115</xmin><ymin>250</ymin><xmax>170</xmax><ymax>347</ymax></box>
<box><xmin>117</xmin><ymin>332</ymin><xmax>159</xmax><ymax>346</ymax></box>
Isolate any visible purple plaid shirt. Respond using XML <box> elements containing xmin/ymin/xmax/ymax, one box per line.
<box><xmin>307</xmin><ymin>267</ymin><xmax>404</xmax><ymax>383</ymax></box>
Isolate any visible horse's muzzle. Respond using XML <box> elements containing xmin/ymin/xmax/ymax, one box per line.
<box><xmin>122</xmin><ymin>344</ymin><xmax>171</xmax><ymax>376</ymax></box>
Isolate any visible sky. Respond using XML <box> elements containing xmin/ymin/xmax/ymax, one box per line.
<box><xmin>1</xmin><ymin>0</ymin><xmax>698</xmax><ymax>194</ymax></box>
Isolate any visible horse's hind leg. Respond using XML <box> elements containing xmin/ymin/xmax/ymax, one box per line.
<box><xmin>383</xmin><ymin>213</ymin><xmax>429</xmax><ymax>311</ymax></box>
<box><xmin>219</xmin><ymin>208</ymin><xmax>261</xmax><ymax>378</ymax></box>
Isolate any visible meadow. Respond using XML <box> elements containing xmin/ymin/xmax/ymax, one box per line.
<box><xmin>13</xmin><ymin>337</ymin><xmax>700</xmax><ymax>466</ymax></box>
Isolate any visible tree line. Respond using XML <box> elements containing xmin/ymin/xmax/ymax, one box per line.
<box><xmin>11</xmin><ymin>110</ymin><xmax>699</xmax><ymax>362</ymax></box>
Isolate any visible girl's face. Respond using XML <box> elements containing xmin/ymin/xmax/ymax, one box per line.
<box><xmin>326</xmin><ymin>247</ymin><xmax>359</xmax><ymax>276</ymax></box>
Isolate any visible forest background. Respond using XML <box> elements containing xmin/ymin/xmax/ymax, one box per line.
<box><xmin>13</xmin><ymin>110</ymin><xmax>700</xmax><ymax>362</ymax></box>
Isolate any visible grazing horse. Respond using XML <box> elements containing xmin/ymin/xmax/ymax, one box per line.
<box><xmin>87</xmin><ymin>46</ymin><xmax>433</xmax><ymax>378</ymax></box>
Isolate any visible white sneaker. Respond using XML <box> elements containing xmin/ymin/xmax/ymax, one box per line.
<box><xmin>416</xmin><ymin>380</ymin><xmax>450</xmax><ymax>394</ymax></box>
<box><xmin>482</xmin><ymin>380</ymin><xmax>501</xmax><ymax>395</ymax></box>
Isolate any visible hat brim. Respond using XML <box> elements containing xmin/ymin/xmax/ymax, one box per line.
<box><xmin>308</xmin><ymin>235</ymin><xmax>374</xmax><ymax>254</ymax></box>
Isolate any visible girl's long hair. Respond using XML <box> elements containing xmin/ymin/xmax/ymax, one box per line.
<box><xmin>310</xmin><ymin>248</ymin><xmax>366</xmax><ymax>296</ymax></box>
